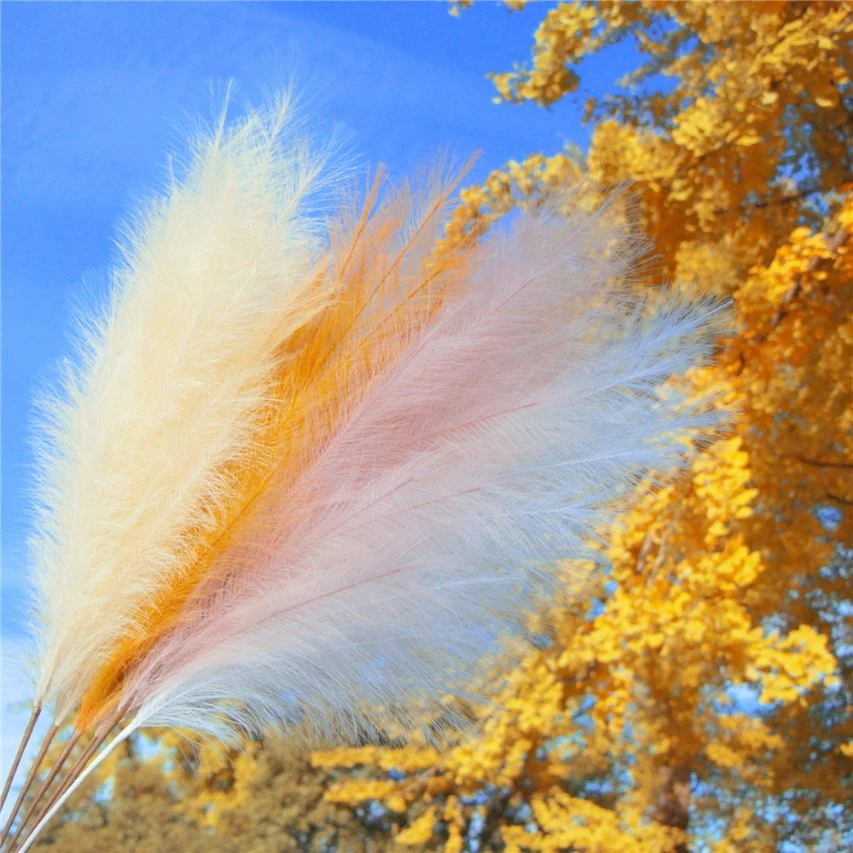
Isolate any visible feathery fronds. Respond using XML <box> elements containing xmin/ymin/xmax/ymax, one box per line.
<box><xmin>3</xmin><ymin>97</ymin><xmax>724</xmax><ymax>851</ymax></box>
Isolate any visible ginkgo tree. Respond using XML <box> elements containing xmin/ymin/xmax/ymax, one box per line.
<box><xmin>35</xmin><ymin>2</ymin><xmax>852</xmax><ymax>851</ymax></box>
<box><xmin>313</xmin><ymin>2</ymin><xmax>853</xmax><ymax>851</ymax></box>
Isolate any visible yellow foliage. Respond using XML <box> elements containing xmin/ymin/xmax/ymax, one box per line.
<box><xmin>395</xmin><ymin>807</ymin><xmax>436</xmax><ymax>845</ymax></box>
<box><xmin>36</xmin><ymin>2</ymin><xmax>851</xmax><ymax>850</ymax></box>
<box><xmin>313</xmin><ymin>3</ymin><xmax>853</xmax><ymax>850</ymax></box>
<box><xmin>39</xmin><ymin>732</ymin><xmax>404</xmax><ymax>852</ymax></box>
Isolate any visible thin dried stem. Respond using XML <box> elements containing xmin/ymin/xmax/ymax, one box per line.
<box><xmin>14</xmin><ymin>734</ymin><xmax>98</xmax><ymax>849</ymax></box>
<box><xmin>12</xmin><ymin>712</ymin><xmax>130</xmax><ymax>853</ymax></box>
<box><xmin>10</xmin><ymin>709</ymin><xmax>123</xmax><ymax>852</ymax></box>
<box><xmin>0</xmin><ymin>706</ymin><xmax>40</xmax><ymax>814</ymax></box>
<box><xmin>0</xmin><ymin>722</ymin><xmax>58</xmax><ymax>846</ymax></box>
<box><xmin>5</xmin><ymin>728</ymin><xmax>83</xmax><ymax>851</ymax></box>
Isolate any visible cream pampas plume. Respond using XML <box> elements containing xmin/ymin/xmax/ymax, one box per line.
<box><xmin>1</xmin><ymin>92</ymin><xmax>343</xmax><ymax>845</ymax></box>
<box><xmin>2</xmin><ymin>95</ymin><xmax>722</xmax><ymax>851</ymax></box>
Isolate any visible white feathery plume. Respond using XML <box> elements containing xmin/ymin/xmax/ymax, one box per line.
<box><xmin>29</xmin><ymin>94</ymin><xmax>338</xmax><ymax>721</ymax></box>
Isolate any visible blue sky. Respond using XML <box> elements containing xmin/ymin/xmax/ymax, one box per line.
<box><xmin>1</xmin><ymin>0</ymin><xmax>636</xmax><ymax>795</ymax></box>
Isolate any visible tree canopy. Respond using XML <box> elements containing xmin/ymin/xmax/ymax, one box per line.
<box><xmin>37</xmin><ymin>2</ymin><xmax>852</xmax><ymax>850</ymax></box>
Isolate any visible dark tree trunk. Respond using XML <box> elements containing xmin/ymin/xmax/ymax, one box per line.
<box><xmin>657</xmin><ymin>765</ymin><xmax>691</xmax><ymax>853</ymax></box>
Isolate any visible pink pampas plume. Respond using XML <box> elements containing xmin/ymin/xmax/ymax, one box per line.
<box><xmin>121</xmin><ymin>206</ymin><xmax>720</xmax><ymax>748</ymax></box>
